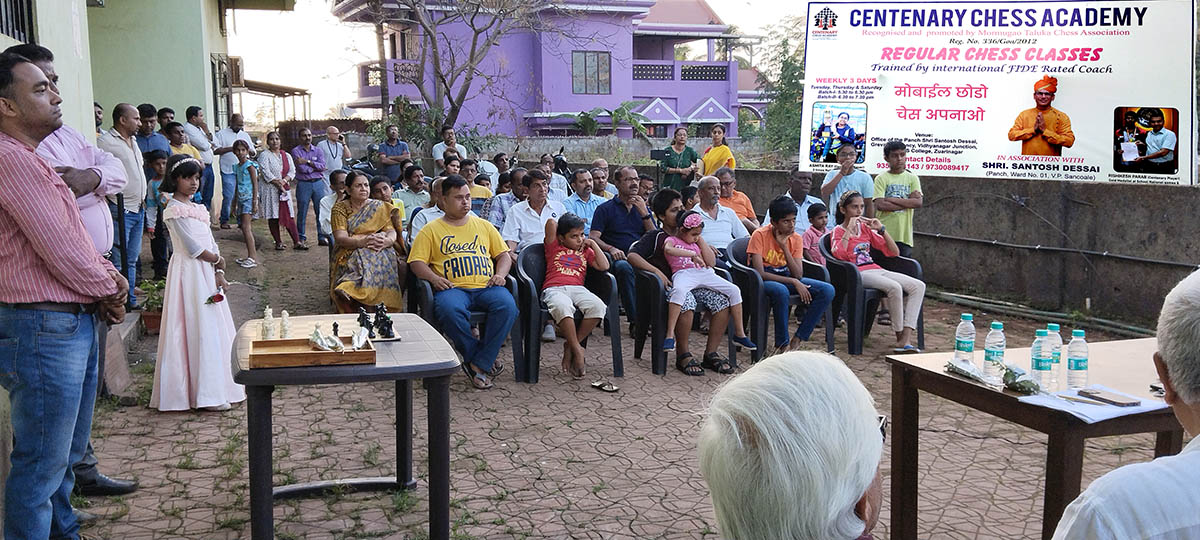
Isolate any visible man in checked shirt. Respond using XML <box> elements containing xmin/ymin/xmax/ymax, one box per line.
<box><xmin>0</xmin><ymin>53</ymin><xmax>128</xmax><ymax>540</ymax></box>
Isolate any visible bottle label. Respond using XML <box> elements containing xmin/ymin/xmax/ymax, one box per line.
<box><xmin>1051</xmin><ymin>350</ymin><xmax>1061</xmax><ymax>364</ymax></box>
<box><xmin>1068</xmin><ymin>356</ymin><xmax>1088</xmax><ymax>370</ymax></box>
<box><xmin>984</xmin><ymin>348</ymin><xmax>1004</xmax><ymax>364</ymax></box>
<box><xmin>1033</xmin><ymin>356</ymin><xmax>1053</xmax><ymax>371</ymax></box>
<box><xmin>955</xmin><ymin>338</ymin><xmax>974</xmax><ymax>353</ymax></box>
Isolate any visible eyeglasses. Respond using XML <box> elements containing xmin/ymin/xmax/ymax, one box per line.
<box><xmin>877</xmin><ymin>415</ymin><xmax>888</xmax><ymax>443</ymax></box>
<box><xmin>719</xmin><ymin>182</ymin><xmax>734</xmax><ymax>187</ymax></box>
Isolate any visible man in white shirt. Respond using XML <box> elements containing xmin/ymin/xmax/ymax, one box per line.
<box><xmin>1053</xmin><ymin>270</ymin><xmax>1200</xmax><ymax>540</ymax></box>
<box><xmin>764</xmin><ymin>169</ymin><xmax>824</xmax><ymax>232</ymax></box>
<box><xmin>1135</xmin><ymin>109</ymin><xmax>1178</xmax><ymax>175</ymax></box>
<box><xmin>212</xmin><ymin>113</ymin><xmax>255</xmax><ymax>228</ymax></box>
<box><xmin>96</xmin><ymin>103</ymin><xmax>148</xmax><ymax>307</ymax></box>
<box><xmin>693</xmin><ymin>175</ymin><xmax>747</xmax><ymax>267</ymax></box>
<box><xmin>431</xmin><ymin>125</ymin><xmax>467</xmax><ymax>176</ymax></box>
<box><xmin>538</xmin><ymin>154</ymin><xmax>569</xmax><ymax>202</ymax></box>
<box><xmin>318</xmin><ymin>170</ymin><xmax>347</xmax><ymax>241</ymax></box>
<box><xmin>182</xmin><ymin>106</ymin><xmax>216</xmax><ymax>212</ymax></box>
<box><xmin>320</xmin><ymin>125</ymin><xmax>352</xmax><ymax>185</ymax></box>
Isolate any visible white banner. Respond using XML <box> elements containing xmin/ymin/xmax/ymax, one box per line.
<box><xmin>799</xmin><ymin>0</ymin><xmax>1196</xmax><ymax>185</ymax></box>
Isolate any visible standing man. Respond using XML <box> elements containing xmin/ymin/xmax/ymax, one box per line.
<box><xmin>431</xmin><ymin>125</ymin><xmax>466</xmax><ymax>176</ymax></box>
<box><xmin>764</xmin><ymin>168</ymin><xmax>825</xmax><ymax>232</ymax></box>
<box><xmin>714</xmin><ymin>167</ymin><xmax>759</xmax><ymax>234</ymax></box>
<box><xmin>0</xmin><ymin>51</ymin><xmax>128</xmax><ymax>540</ymax></box>
<box><xmin>182</xmin><ymin>106</ymin><xmax>216</xmax><ymax>212</ymax></box>
<box><xmin>408</xmin><ymin>175</ymin><xmax>517</xmax><ymax>390</ymax></box>
<box><xmin>592</xmin><ymin>158</ymin><xmax>618</xmax><ymax>197</ymax></box>
<box><xmin>375</xmin><ymin>124</ymin><xmax>411</xmax><ymax>183</ymax></box>
<box><xmin>155</xmin><ymin>107</ymin><xmax>174</xmax><ymax>136</ymax></box>
<box><xmin>1136</xmin><ymin>109</ymin><xmax>1177</xmax><ymax>174</ymax></box>
<box><xmin>93</xmin><ymin>101</ymin><xmax>103</xmax><ymax>136</ymax></box>
<box><xmin>320</xmin><ymin>125</ymin><xmax>351</xmax><ymax>184</ymax></box>
<box><xmin>563</xmin><ymin>168</ymin><xmax>603</xmax><ymax>234</ymax></box>
<box><xmin>590</xmin><ymin>165</ymin><xmax>655</xmax><ymax>324</ymax></box>
<box><xmin>820</xmin><ymin>145</ymin><xmax>874</xmax><ymax>216</ymax></box>
<box><xmin>134</xmin><ymin>103</ymin><xmax>169</xmax><ymax>184</ymax></box>
<box><xmin>213</xmin><ymin>113</ymin><xmax>254</xmax><ymax>229</ymax></box>
<box><xmin>1007</xmin><ymin>75</ymin><xmax>1075</xmax><ymax>156</ymax></box>
<box><xmin>873</xmin><ymin>140</ymin><xmax>922</xmax><ymax>258</ymax></box>
<box><xmin>98</xmin><ymin>103</ymin><xmax>149</xmax><ymax>308</ymax></box>
<box><xmin>291</xmin><ymin>127</ymin><xmax>329</xmax><ymax>246</ymax></box>
<box><xmin>16</xmin><ymin>43</ymin><xmax>138</xmax><ymax>509</ymax></box>
<box><xmin>479</xmin><ymin>151</ymin><xmax>509</xmax><ymax>181</ymax></box>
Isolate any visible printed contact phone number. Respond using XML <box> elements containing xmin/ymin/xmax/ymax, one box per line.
<box><xmin>874</xmin><ymin>162</ymin><xmax>969</xmax><ymax>171</ymax></box>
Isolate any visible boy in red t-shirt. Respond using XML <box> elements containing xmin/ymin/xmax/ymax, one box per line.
<box><xmin>542</xmin><ymin>213</ymin><xmax>610</xmax><ymax>379</ymax></box>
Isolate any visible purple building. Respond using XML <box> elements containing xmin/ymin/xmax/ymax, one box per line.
<box><xmin>334</xmin><ymin>0</ymin><xmax>768</xmax><ymax>138</ymax></box>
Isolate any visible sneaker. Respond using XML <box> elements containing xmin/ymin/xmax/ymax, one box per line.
<box><xmin>733</xmin><ymin>335</ymin><xmax>758</xmax><ymax>351</ymax></box>
<box><xmin>237</xmin><ymin>257</ymin><xmax>258</xmax><ymax>268</ymax></box>
<box><xmin>540</xmin><ymin>322</ymin><xmax>556</xmax><ymax>342</ymax></box>
<box><xmin>662</xmin><ymin>337</ymin><xmax>676</xmax><ymax>351</ymax></box>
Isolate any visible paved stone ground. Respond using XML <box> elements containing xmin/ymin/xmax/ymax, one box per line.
<box><xmin>76</xmin><ymin>218</ymin><xmax>1187</xmax><ymax>539</ymax></box>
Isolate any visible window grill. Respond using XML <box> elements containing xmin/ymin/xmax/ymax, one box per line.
<box><xmin>680</xmin><ymin>64</ymin><xmax>727</xmax><ymax>81</ymax></box>
<box><xmin>0</xmin><ymin>0</ymin><xmax>34</xmax><ymax>43</ymax></box>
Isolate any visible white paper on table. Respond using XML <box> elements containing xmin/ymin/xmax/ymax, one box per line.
<box><xmin>1120</xmin><ymin>142</ymin><xmax>1139</xmax><ymax>161</ymax></box>
<box><xmin>1018</xmin><ymin>385</ymin><xmax>1168</xmax><ymax>424</ymax></box>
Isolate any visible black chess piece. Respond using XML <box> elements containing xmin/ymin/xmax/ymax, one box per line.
<box><xmin>373</xmin><ymin>303</ymin><xmax>394</xmax><ymax>339</ymax></box>
<box><xmin>332</xmin><ymin>322</ymin><xmax>339</xmax><ymax>337</ymax></box>
<box><xmin>357</xmin><ymin>306</ymin><xmax>371</xmax><ymax>329</ymax></box>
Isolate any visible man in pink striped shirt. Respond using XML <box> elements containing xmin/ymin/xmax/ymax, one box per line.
<box><xmin>0</xmin><ymin>53</ymin><xmax>127</xmax><ymax>540</ymax></box>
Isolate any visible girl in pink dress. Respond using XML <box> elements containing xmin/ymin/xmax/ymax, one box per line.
<box><xmin>150</xmin><ymin>155</ymin><xmax>246</xmax><ymax>411</ymax></box>
<box><xmin>661</xmin><ymin>210</ymin><xmax>756</xmax><ymax>355</ymax></box>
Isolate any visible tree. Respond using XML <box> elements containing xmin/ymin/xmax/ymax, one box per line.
<box><xmin>554</xmin><ymin>107</ymin><xmax>605</xmax><ymax>136</ymax></box>
<box><xmin>757</xmin><ymin>17</ymin><xmax>806</xmax><ymax>155</ymax></box>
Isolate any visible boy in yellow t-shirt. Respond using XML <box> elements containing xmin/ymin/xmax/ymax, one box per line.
<box><xmin>408</xmin><ymin>176</ymin><xmax>516</xmax><ymax>389</ymax></box>
<box><xmin>872</xmin><ymin>140</ymin><xmax>922</xmax><ymax>258</ymax></box>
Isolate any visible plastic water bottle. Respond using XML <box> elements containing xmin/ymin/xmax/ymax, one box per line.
<box><xmin>1046</xmin><ymin>323</ymin><xmax>1064</xmax><ymax>393</ymax></box>
<box><xmin>983</xmin><ymin>321</ymin><xmax>1005</xmax><ymax>383</ymax></box>
<box><xmin>1067</xmin><ymin>329</ymin><xmax>1089</xmax><ymax>389</ymax></box>
<box><xmin>954</xmin><ymin>313</ymin><xmax>976</xmax><ymax>366</ymax></box>
<box><xmin>1031</xmin><ymin>329</ymin><xmax>1052</xmax><ymax>390</ymax></box>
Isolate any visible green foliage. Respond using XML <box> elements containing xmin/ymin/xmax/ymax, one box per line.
<box><xmin>366</xmin><ymin>97</ymin><xmax>502</xmax><ymax>158</ymax></box>
<box><xmin>758</xmin><ymin>36</ymin><xmax>805</xmax><ymax>157</ymax></box>
<box><xmin>605</xmin><ymin>100</ymin><xmax>650</xmax><ymax>138</ymax></box>
<box><xmin>140</xmin><ymin>279</ymin><xmax>166</xmax><ymax>312</ymax></box>
<box><xmin>553</xmin><ymin>107</ymin><xmax>606</xmax><ymax>136</ymax></box>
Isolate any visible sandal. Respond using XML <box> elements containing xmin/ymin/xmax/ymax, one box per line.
<box><xmin>675</xmin><ymin>352</ymin><xmax>704</xmax><ymax>376</ymax></box>
<box><xmin>294</xmin><ymin>243</ymin><xmax>310</xmax><ymax>251</ymax></box>
<box><xmin>471</xmin><ymin>372</ymin><xmax>493</xmax><ymax>390</ymax></box>
<box><xmin>591</xmin><ymin>380</ymin><xmax>619</xmax><ymax>393</ymax></box>
<box><xmin>488</xmin><ymin>362</ymin><xmax>504</xmax><ymax>377</ymax></box>
<box><xmin>274</xmin><ymin>242</ymin><xmax>286</xmax><ymax>251</ymax></box>
<box><xmin>701</xmin><ymin>352</ymin><xmax>736</xmax><ymax>374</ymax></box>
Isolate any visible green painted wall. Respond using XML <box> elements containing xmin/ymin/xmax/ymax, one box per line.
<box><xmin>88</xmin><ymin>0</ymin><xmax>217</xmax><ymax>129</ymax></box>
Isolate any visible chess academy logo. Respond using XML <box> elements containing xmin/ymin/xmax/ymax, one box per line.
<box><xmin>812</xmin><ymin>7</ymin><xmax>839</xmax><ymax>39</ymax></box>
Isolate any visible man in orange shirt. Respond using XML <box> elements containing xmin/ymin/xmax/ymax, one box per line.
<box><xmin>714</xmin><ymin>167</ymin><xmax>758</xmax><ymax>234</ymax></box>
<box><xmin>1007</xmin><ymin>75</ymin><xmax>1075</xmax><ymax>156</ymax></box>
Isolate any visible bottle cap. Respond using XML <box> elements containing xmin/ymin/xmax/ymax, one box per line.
<box><xmin>1035</xmin><ymin>329</ymin><xmax>1048</xmax><ymax>336</ymax></box>
<box><xmin>990</xmin><ymin>321</ymin><xmax>1003</xmax><ymax>329</ymax></box>
<box><xmin>1072</xmin><ymin>329</ymin><xmax>1085</xmax><ymax>337</ymax></box>
<box><xmin>1047</xmin><ymin>323</ymin><xmax>1060</xmax><ymax>331</ymax></box>
<box><xmin>961</xmin><ymin>313</ymin><xmax>973</xmax><ymax>321</ymax></box>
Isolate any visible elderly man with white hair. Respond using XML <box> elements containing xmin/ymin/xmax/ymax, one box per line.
<box><xmin>698</xmin><ymin>351</ymin><xmax>883</xmax><ymax>539</ymax></box>
<box><xmin>1053</xmin><ymin>270</ymin><xmax>1200</xmax><ymax>539</ymax></box>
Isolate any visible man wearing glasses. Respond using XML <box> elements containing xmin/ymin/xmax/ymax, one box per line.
<box><xmin>1007</xmin><ymin>75</ymin><xmax>1076</xmax><ymax>156</ymax></box>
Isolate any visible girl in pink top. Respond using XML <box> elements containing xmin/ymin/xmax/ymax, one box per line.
<box><xmin>662</xmin><ymin>210</ymin><xmax>756</xmax><ymax>353</ymax></box>
<box><xmin>830</xmin><ymin>190</ymin><xmax>925</xmax><ymax>352</ymax></box>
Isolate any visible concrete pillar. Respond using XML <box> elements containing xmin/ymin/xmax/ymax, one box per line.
<box><xmin>706</xmin><ymin>39</ymin><xmax>715</xmax><ymax>61</ymax></box>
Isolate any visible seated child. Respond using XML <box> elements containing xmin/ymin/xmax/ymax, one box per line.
<box><xmin>541</xmin><ymin>213</ymin><xmax>610</xmax><ymax>379</ymax></box>
<box><xmin>801</xmin><ymin>202</ymin><xmax>829</xmax><ymax>266</ymax></box>
<box><xmin>662</xmin><ymin>210</ymin><xmax>756</xmax><ymax>359</ymax></box>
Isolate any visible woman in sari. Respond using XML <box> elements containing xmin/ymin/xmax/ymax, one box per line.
<box><xmin>660</xmin><ymin>126</ymin><xmax>699</xmax><ymax>191</ymax></box>
<box><xmin>700</xmin><ymin>124</ymin><xmax>736</xmax><ymax>176</ymax></box>
<box><xmin>330</xmin><ymin>171</ymin><xmax>403</xmax><ymax>313</ymax></box>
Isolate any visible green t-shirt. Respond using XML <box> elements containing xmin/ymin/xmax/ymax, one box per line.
<box><xmin>873</xmin><ymin>170</ymin><xmax>921</xmax><ymax>246</ymax></box>
<box><xmin>659</xmin><ymin>145</ymin><xmax>699</xmax><ymax>191</ymax></box>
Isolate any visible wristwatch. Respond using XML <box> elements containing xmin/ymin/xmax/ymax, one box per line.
<box><xmin>879</xmin><ymin>225</ymin><xmax>887</xmax><ymax>233</ymax></box>
<box><xmin>641</xmin><ymin>214</ymin><xmax>652</xmax><ymax>220</ymax></box>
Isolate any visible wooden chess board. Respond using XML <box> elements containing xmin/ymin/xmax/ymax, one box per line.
<box><xmin>246</xmin><ymin>314</ymin><xmax>380</xmax><ymax>369</ymax></box>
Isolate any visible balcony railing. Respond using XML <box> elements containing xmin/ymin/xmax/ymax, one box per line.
<box><xmin>632</xmin><ymin>61</ymin><xmax>732</xmax><ymax>82</ymax></box>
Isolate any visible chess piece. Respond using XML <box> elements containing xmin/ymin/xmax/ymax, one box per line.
<box><xmin>332</xmin><ymin>322</ymin><xmax>339</xmax><ymax>337</ymax></box>
<box><xmin>262</xmin><ymin>305</ymin><xmax>276</xmax><ymax>339</ymax></box>
<box><xmin>357</xmin><ymin>306</ymin><xmax>371</xmax><ymax>330</ymax></box>
<box><xmin>280</xmin><ymin>310</ymin><xmax>291</xmax><ymax>339</ymax></box>
<box><xmin>373</xmin><ymin>303</ymin><xmax>394</xmax><ymax>339</ymax></box>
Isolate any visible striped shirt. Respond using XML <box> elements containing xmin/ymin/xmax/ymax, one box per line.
<box><xmin>0</xmin><ymin>130</ymin><xmax>118</xmax><ymax>303</ymax></box>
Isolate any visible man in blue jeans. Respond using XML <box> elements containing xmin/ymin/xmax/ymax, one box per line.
<box><xmin>0</xmin><ymin>53</ymin><xmax>128</xmax><ymax>540</ymax></box>
<box><xmin>746</xmin><ymin>196</ymin><xmax>835</xmax><ymax>353</ymax></box>
<box><xmin>291</xmin><ymin>127</ymin><xmax>330</xmax><ymax>246</ymax></box>
<box><xmin>589</xmin><ymin>165</ymin><xmax>655</xmax><ymax>326</ymax></box>
<box><xmin>408</xmin><ymin>175</ymin><xmax>517</xmax><ymax>390</ymax></box>
<box><xmin>213</xmin><ymin>113</ymin><xmax>254</xmax><ymax>229</ymax></box>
